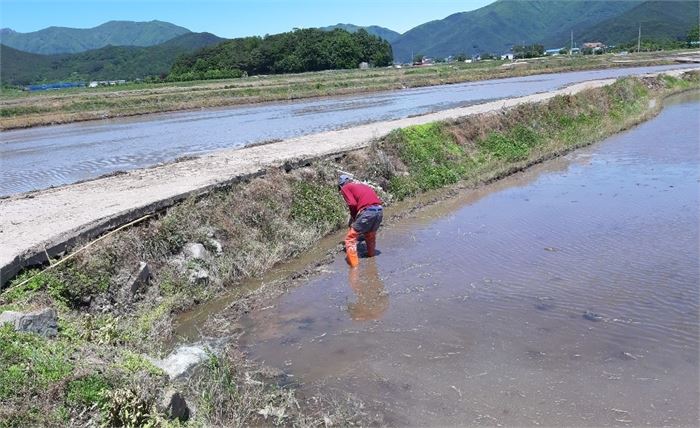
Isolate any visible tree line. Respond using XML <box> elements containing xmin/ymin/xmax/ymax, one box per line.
<box><xmin>169</xmin><ymin>28</ymin><xmax>393</xmax><ymax>81</ymax></box>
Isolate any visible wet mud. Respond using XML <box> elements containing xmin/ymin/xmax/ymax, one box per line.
<box><xmin>1</xmin><ymin>64</ymin><xmax>698</xmax><ymax>196</ymax></box>
<box><xmin>234</xmin><ymin>92</ymin><xmax>700</xmax><ymax>426</ymax></box>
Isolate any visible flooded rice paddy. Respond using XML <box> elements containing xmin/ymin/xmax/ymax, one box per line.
<box><xmin>235</xmin><ymin>92</ymin><xmax>700</xmax><ymax>426</ymax></box>
<box><xmin>1</xmin><ymin>64</ymin><xmax>697</xmax><ymax>196</ymax></box>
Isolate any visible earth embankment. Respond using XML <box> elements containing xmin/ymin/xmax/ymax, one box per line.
<box><xmin>0</xmin><ymin>68</ymin><xmax>696</xmax><ymax>286</ymax></box>
<box><xmin>1</xmin><ymin>71</ymin><xmax>698</xmax><ymax>427</ymax></box>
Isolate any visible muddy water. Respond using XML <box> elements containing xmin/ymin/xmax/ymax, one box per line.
<box><xmin>237</xmin><ymin>92</ymin><xmax>700</xmax><ymax>426</ymax></box>
<box><xmin>1</xmin><ymin>64</ymin><xmax>697</xmax><ymax>196</ymax></box>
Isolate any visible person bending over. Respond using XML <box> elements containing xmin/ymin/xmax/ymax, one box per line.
<box><xmin>338</xmin><ymin>174</ymin><xmax>383</xmax><ymax>268</ymax></box>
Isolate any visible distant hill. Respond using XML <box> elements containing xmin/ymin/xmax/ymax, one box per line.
<box><xmin>390</xmin><ymin>0</ymin><xmax>644</xmax><ymax>60</ymax></box>
<box><xmin>573</xmin><ymin>0</ymin><xmax>698</xmax><ymax>46</ymax></box>
<box><xmin>1</xmin><ymin>32</ymin><xmax>225</xmax><ymax>85</ymax></box>
<box><xmin>0</xmin><ymin>20</ymin><xmax>191</xmax><ymax>54</ymax></box>
<box><xmin>320</xmin><ymin>24</ymin><xmax>401</xmax><ymax>43</ymax></box>
<box><xmin>171</xmin><ymin>28</ymin><xmax>392</xmax><ymax>79</ymax></box>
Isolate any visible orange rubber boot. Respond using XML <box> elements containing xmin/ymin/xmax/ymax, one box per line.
<box><xmin>344</xmin><ymin>227</ymin><xmax>360</xmax><ymax>267</ymax></box>
<box><xmin>365</xmin><ymin>231</ymin><xmax>376</xmax><ymax>257</ymax></box>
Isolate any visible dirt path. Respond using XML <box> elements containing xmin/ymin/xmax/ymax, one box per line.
<box><xmin>0</xmin><ymin>68</ymin><xmax>694</xmax><ymax>284</ymax></box>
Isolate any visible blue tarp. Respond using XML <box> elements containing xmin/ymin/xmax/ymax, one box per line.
<box><xmin>26</xmin><ymin>82</ymin><xmax>85</xmax><ymax>91</ymax></box>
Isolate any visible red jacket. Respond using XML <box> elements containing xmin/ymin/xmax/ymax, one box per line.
<box><xmin>340</xmin><ymin>182</ymin><xmax>382</xmax><ymax>219</ymax></box>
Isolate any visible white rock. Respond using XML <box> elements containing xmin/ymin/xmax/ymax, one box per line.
<box><xmin>183</xmin><ymin>243</ymin><xmax>208</xmax><ymax>260</ymax></box>
<box><xmin>148</xmin><ymin>345</ymin><xmax>209</xmax><ymax>379</ymax></box>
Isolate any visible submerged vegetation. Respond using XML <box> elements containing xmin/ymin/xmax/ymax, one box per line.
<box><xmin>1</xmin><ymin>72</ymin><xmax>697</xmax><ymax>426</ymax></box>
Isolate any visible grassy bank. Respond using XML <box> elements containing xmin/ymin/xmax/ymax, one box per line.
<box><xmin>0</xmin><ymin>50</ymin><xmax>692</xmax><ymax>130</ymax></box>
<box><xmin>1</xmin><ymin>72</ymin><xmax>698</xmax><ymax>427</ymax></box>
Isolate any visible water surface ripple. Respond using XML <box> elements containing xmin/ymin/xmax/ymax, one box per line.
<box><xmin>238</xmin><ymin>93</ymin><xmax>700</xmax><ymax>426</ymax></box>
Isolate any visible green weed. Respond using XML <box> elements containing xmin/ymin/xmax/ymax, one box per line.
<box><xmin>478</xmin><ymin>124</ymin><xmax>543</xmax><ymax>161</ymax></box>
<box><xmin>387</xmin><ymin>123</ymin><xmax>469</xmax><ymax>198</ymax></box>
<box><xmin>478</xmin><ymin>132</ymin><xmax>530</xmax><ymax>161</ymax></box>
<box><xmin>100</xmin><ymin>387</ymin><xmax>160</xmax><ymax>428</ymax></box>
<box><xmin>291</xmin><ymin>181</ymin><xmax>346</xmax><ymax>228</ymax></box>
<box><xmin>2</xmin><ymin>269</ymin><xmax>64</xmax><ymax>306</ymax></box>
<box><xmin>0</xmin><ymin>105</ymin><xmax>48</xmax><ymax>117</ymax></box>
<box><xmin>0</xmin><ymin>324</ymin><xmax>74</xmax><ymax>400</ymax></box>
<box><xmin>117</xmin><ymin>350</ymin><xmax>164</xmax><ymax>377</ymax></box>
<box><xmin>66</xmin><ymin>374</ymin><xmax>110</xmax><ymax>407</ymax></box>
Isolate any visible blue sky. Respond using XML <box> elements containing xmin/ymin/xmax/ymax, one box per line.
<box><xmin>1</xmin><ymin>0</ymin><xmax>493</xmax><ymax>37</ymax></box>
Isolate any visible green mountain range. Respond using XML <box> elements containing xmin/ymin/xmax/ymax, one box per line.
<box><xmin>0</xmin><ymin>20</ymin><xmax>190</xmax><ymax>54</ymax></box>
<box><xmin>319</xmin><ymin>24</ymin><xmax>402</xmax><ymax>43</ymax></box>
<box><xmin>1</xmin><ymin>32</ymin><xmax>224</xmax><ymax>85</ymax></box>
<box><xmin>573</xmin><ymin>1</ymin><xmax>698</xmax><ymax>46</ymax></box>
<box><xmin>391</xmin><ymin>0</ymin><xmax>647</xmax><ymax>60</ymax></box>
<box><xmin>2</xmin><ymin>0</ymin><xmax>696</xmax><ymax>86</ymax></box>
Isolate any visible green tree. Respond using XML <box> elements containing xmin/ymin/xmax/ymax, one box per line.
<box><xmin>169</xmin><ymin>28</ymin><xmax>393</xmax><ymax>80</ymax></box>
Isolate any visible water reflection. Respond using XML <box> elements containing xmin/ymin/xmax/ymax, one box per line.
<box><xmin>347</xmin><ymin>259</ymin><xmax>389</xmax><ymax>321</ymax></box>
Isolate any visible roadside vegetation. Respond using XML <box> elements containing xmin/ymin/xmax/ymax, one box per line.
<box><xmin>0</xmin><ymin>50</ymin><xmax>692</xmax><ymax>130</ymax></box>
<box><xmin>1</xmin><ymin>72</ymin><xmax>698</xmax><ymax>427</ymax></box>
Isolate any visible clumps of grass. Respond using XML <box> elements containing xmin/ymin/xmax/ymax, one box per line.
<box><xmin>0</xmin><ymin>105</ymin><xmax>49</xmax><ymax>117</ymax></box>
<box><xmin>131</xmin><ymin>298</ymin><xmax>178</xmax><ymax>345</ymax></box>
<box><xmin>0</xmin><ymin>324</ymin><xmax>74</xmax><ymax>401</ymax></box>
<box><xmin>188</xmin><ymin>348</ymin><xmax>369</xmax><ymax>427</ymax></box>
<box><xmin>99</xmin><ymin>387</ymin><xmax>163</xmax><ymax>428</ymax></box>
<box><xmin>478</xmin><ymin>124</ymin><xmax>543</xmax><ymax>162</ymax></box>
<box><xmin>291</xmin><ymin>181</ymin><xmax>346</xmax><ymax>229</ymax></box>
<box><xmin>2</xmin><ymin>269</ymin><xmax>64</xmax><ymax>309</ymax></box>
<box><xmin>385</xmin><ymin>123</ymin><xmax>470</xmax><ymax>199</ymax></box>
<box><xmin>77</xmin><ymin>313</ymin><xmax>127</xmax><ymax>345</ymax></box>
<box><xmin>117</xmin><ymin>350</ymin><xmax>165</xmax><ymax>377</ymax></box>
<box><xmin>141</xmin><ymin>202</ymin><xmax>195</xmax><ymax>258</ymax></box>
<box><xmin>65</xmin><ymin>374</ymin><xmax>110</xmax><ymax>408</ymax></box>
<box><xmin>2</xmin><ymin>246</ymin><xmax>116</xmax><ymax>311</ymax></box>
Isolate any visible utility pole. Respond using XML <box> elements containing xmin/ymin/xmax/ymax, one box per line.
<box><xmin>637</xmin><ymin>23</ymin><xmax>642</xmax><ymax>53</ymax></box>
<box><xmin>570</xmin><ymin>30</ymin><xmax>573</xmax><ymax>55</ymax></box>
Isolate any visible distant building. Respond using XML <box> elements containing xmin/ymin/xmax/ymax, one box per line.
<box><xmin>582</xmin><ymin>42</ymin><xmax>606</xmax><ymax>54</ymax></box>
<box><xmin>359</xmin><ymin>62</ymin><xmax>369</xmax><ymax>69</ymax></box>
<box><xmin>89</xmin><ymin>80</ymin><xmax>127</xmax><ymax>87</ymax></box>
<box><xmin>501</xmin><ymin>53</ymin><xmax>514</xmax><ymax>61</ymax></box>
